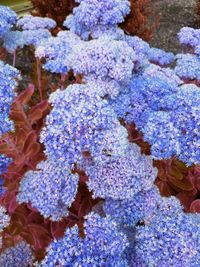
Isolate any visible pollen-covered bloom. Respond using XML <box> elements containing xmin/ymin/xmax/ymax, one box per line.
<box><xmin>0</xmin><ymin>241</ymin><xmax>34</xmax><ymax>267</ymax></box>
<box><xmin>40</xmin><ymin>84</ymin><xmax>128</xmax><ymax>166</ymax></box>
<box><xmin>0</xmin><ymin>61</ymin><xmax>19</xmax><ymax>134</ymax></box>
<box><xmin>3</xmin><ymin>31</ymin><xmax>25</xmax><ymax>53</ymax></box>
<box><xmin>85</xmin><ymin>143</ymin><xmax>157</xmax><ymax>199</ymax></box>
<box><xmin>148</xmin><ymin>47</ymin><xmax>175</xmax><ymax>66</ymax></box>
<box><xmin>41</xmin><ymin>212</ymin><xmax>129</xmax><ymax>267</ymax></box>
<box><xmin>64</xmin><ymin>0</ymin><xmax>130</xmax><ymax>39</ymax></box>
<box><xmin>17</xmin><ymin>160</ymin><xmax>79</xmax><ymax>221</ymax></box>
<box><xmin>35</xmin><ymin>31</ymin><xmax>81</xmax><ymax>74</ymax></box>
<box><xmin>67</xmin><ymin>36</ymin><xmax>135</xmax><ymax>82</ymax></box>
<box><xmin>175</xmin><ymin>53</ymin><xmax>200</xmax><ymax>81</ymax></box>
<box><xmin>17</xmin><ymin>15</ymin><xmax>56</xmax><ymax>30</ymax></box>
<box><xmin>0</xmin><ymin>5</ymin><xmax>17</xmax><ymax>37</ymax></box>
<box><xmin>132</xmin><ymin>197</ymin><xmax>198</xmax><ymax>267</ymax></box>
<box><xmin>104</xmin><ymin>187</ymin><xmax>161</xmax><ymax>227</ymax></box>
<box><xmin>178</xmin><ymin>27</ymin><xmax>200</xmax><ymax>48</ymax></box>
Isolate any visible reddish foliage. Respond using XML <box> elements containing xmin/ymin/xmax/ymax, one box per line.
<box><xmin>31</xmin><ymin>0</ymin><xmax>76</xmax><ymax>31</ymax></box>
<box><xmin>120</xmin><ymin>0</ymin><xmax>159</xmax><ymax>41</ymax></box>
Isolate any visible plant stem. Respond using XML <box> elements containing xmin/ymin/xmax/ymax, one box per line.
<box><xmin>36</xmin><ymin>57</ymin><xmax>43</xmax><ymax>100</ymax></box>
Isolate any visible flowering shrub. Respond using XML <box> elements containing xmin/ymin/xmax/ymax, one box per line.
<box><xmin>31</xmin><ymin>0</ymin><xmax>157</xmax><ymax>40</ymax></box>
<box><xmin>0</xmin><ymin>1</ymin><xmax>200</xmax><ymax>266</ymax></box>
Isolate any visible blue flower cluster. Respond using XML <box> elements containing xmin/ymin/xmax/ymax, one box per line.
<box><xmin>35</xmin><ymin>31</ymin><xmax>81</xmax><ymax>74</ymax></box>
<box><xmin>0</xmin><ymin>241</ymin><xmax>34</xmax><ymax>267</ymax></box>
<box><xmin>17</xmin><ymin>15</ymin><xmax>56</xmax><ymax>30</ymax></box>
<box><xmin>0</xmin><ymin>155</ymin><xmax>11</xmax><ymax>197</ymax></box>
<box><xmin>68</xmin><ymin>36</ymin><xmax>135</xmax><ymax>83</ymax></box>
<box><xmin>64</xmin><ymin>0</ymin><xmax>130</xmax><ymax>39</ymax></box>
<box><xmin>104</xmin><ymin>186</ymin><xmax>160</xmax><ymax>227</ymax></box>
<box><xmin>142</xmin><ymin>84</ymin><xmax>200</xmax><ymax>165</ymax></box>
<box><xmin>0</xmin><ymin>61</ymin><xmax>19</xmax><ymax>135</ymax></box>
<box><xmin>22</xmin><ymin>29</ymin><xmax>52</xmax><ymax>47</ymax></box>
<box><xmin>175</xmin><ymin>53</ymin><xmax>200</xmax><ymax>81</ymax></box>
<box><xmin>147</xmin><ymin>47</ymin><xmax>175</xmax><ymax>66</ymax></box>
<box><xmin>17</xmin><ymin>160</ymin><xmax>79</xmax><ymax>221</ymax></box>
<box><xmin>40</xmin><ymin>84</ymin><xmax>128</xmax><ymax>167</ymax></box>
<box><xmin>0</xmin><ymin>205</ymin><xmax>10</xmax><ymax>232</ymax></box>
<box><xmin>41</xmin><ymin>212</ymin><xmax>129</xmax><ymax>266</ymax></box>
<box><xmin>85</xmin><ymin>143</ymin><xmax>157</xmax><ymax>199</ymax></box>
<box><xmin>0</xmin><ymin>5</ymin><xmax>17</xmax><ymax>38</ymax></box>
<box><xmin>3</xmin><ymin>31</ymin><xmax>25</xmax><ymax>53</ymax></box>
<box><xmin>178</xmin><ymin>27</ymin><xmax>200</xmax><ymax>48</ymax></box>
<box><xmin>131</xmin><ymin>197</ymin><xmax>199</xmax><ymax>266</ymax></box>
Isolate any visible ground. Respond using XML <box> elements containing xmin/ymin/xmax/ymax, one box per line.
<box><xmin>150</xmin><ymin>0</ymin><xmax>198</xmax><ymax>53</ymax></box>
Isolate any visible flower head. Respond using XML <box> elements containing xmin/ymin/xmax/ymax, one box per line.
<box><xmin>17</xmin><ymin>160</ymin><xmax>79</xmax><ymax>221</ymax></box>
<box><xmin>41</xmin><ymin>212</ymin><xmax>128</xmax><ymax>266</ymax></box>
<box><xmin>41</xmin><ymin>84</ymin><xmax>128</xmax><ymax>167</ymax></box>
<box><xmin>85</xmin><ymin>143</ymin><xmax>157</xmax><ymax>199</ymax></box>
<box><xmin>17</xmin><ymin>15</ymin><xmax>56</xmax><ymax>30</ymax></box>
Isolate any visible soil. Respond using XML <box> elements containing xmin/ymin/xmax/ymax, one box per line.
<box><xmin>150</xmin><ymin>0</ymin><xmax>198</xmax><ymax>53</ymax></box>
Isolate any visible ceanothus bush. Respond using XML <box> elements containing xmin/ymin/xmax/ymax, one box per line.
<box><xmin>1</xmin><ymin>0</ymin><xmax>200</xmax><ymax>266</ymax></box>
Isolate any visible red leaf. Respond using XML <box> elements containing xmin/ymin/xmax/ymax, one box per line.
<box><xmin>190</xmin><ymin>200</ymin><xmax>200</xmax><ymax>213</ymax></box>
<box><xmin>16</xmin><ymin>85</ymin><xmax>34</xmax><ymax>105</ymax></box>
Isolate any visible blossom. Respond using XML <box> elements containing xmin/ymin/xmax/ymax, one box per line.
<box><xmin>0</xmin><ymin>206</ymin><xmax>10</xmax><ymax>232</ymax></box>
<box><xmin>41</xmin><ymin>212</ymin><xmax>128</xmax><ymax>266</ymax></box>
<box><xmin>17</xmin><ymin>160</ymin><xmax>79</xmax><ymax>221</ymax></box>
<box><xmin>85</xmin><ymin>143</ymin><xmax>157</xmax><ymax>199</ymax></box>
<box><xmin>0</xmin><ymin>5</ymin><xmax>17</xmax><ymax>38</ymax></box>
<box><xmin>67</xmin><ymin>36</ymin><xmax>136</xmax><ymax>82</ymax></box>
<box><xmin>178</xmin><ymin>27</ymin><xmax>200</xmax><ymax>48</ymax></box>
<box><xmin>64</xmin><ymin>0</ymin><xmax>130</xmax><ymax>39</ymax></box>
<box><xmin>104</xmin><ymin>187</ymin><xmax>161</xmax><ymax>227</ymax></box>
<box><xmin>17</xmin><ymin>15</ymin><xmax>56</xmax><ymax>30</ymax></box>
<box><xmin>0</xmin><ymin>61</ymin><xmax>19</xmax><ymax>134</ymax></box>
<box><xmin>132</xmin><ymin>197</ymin><xmax>198</xmax><ymax>267</ymax></box>
<box><xmin>175</xmin><ymin>53</ymin><xmax>200</xmax><ymax>81</ymax></box>
<box><xmin>110</xmin><ymin>64</ymin><xmax>180</xmax><ymax>128</ymax></box>
<box><xmin>3</xmin><ymin>31</ymin><xmax>25</xmax><ymax>53</ymax></box>
<box><xmin>148</xmin><ymin>47</ymin><xmax>175</xmax><ymax>66</ymax></box>
<box><xmin>22</xmin><ymin>29</ymin><xmax>51</xmax><ymax>47</ymax></box>
<box><xmin>142</xmin><ymin>84</ymin><xmax>200</xmax><ymax>165</ymax></box>
<box><xmin>0</xmin><ymin>241</ymin><xmax>34</xmax><ymax>267</ymax></box>
<box><xmin>40</xmin><ymin>84</ymin><xmax>128</xmax><ymax>167</ymax></box>
<box><xmin>35</xmin><ymin>31</ymin><xmax>81</xmax><ymax>74</ymax></box>
<box><xmin>0</xmin><ymin>155</ymin><xmax>11</xmax><ymax>196</ymax></box>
